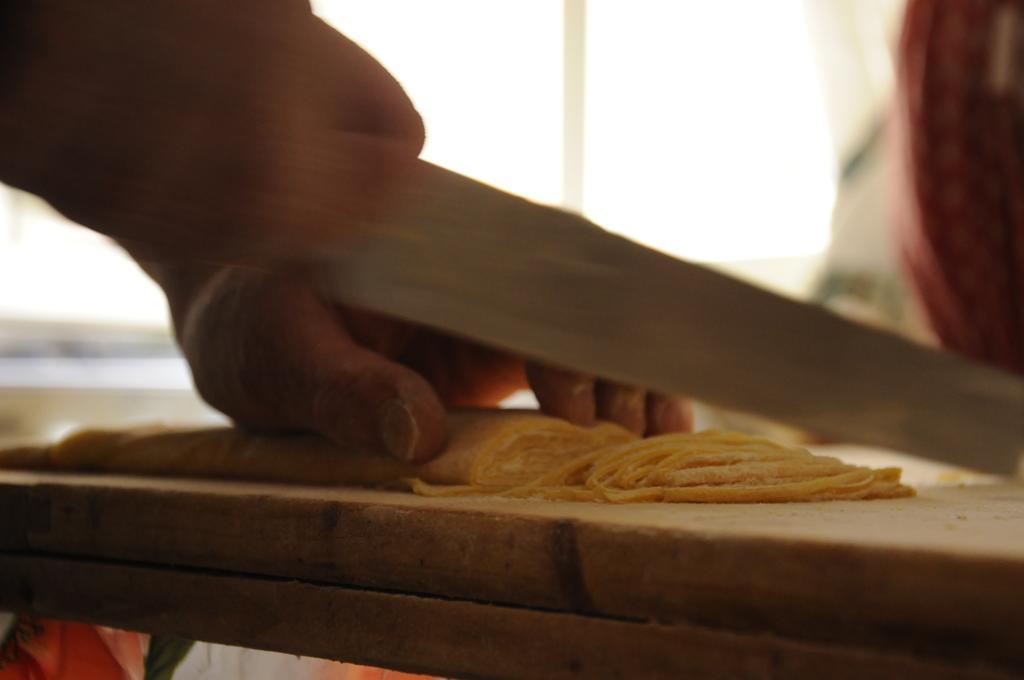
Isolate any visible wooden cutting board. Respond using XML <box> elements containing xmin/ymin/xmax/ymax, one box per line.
<box><xmin>1</xmin><ymin>469</ymin><xmax>1022</xmax><ymax>679</ymax></box>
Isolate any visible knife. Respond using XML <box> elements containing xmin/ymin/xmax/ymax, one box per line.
<box><xmin>317</xmin><ymin>160</ymin><xmax>1024</xmax><ymax>475</ymax></box>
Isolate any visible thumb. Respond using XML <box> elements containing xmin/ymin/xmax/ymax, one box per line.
<box><xmin>180</xmin><ymin>270</ymin><xmax>447</xmax><ymax>463</ymax></box>
<box><xmin>303</xmin><ymin>341</ymin><xmax>448</xmax><ymax>463</ymax></box>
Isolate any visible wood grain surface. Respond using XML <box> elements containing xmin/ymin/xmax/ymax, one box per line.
<box><xmin>1</xmin><ymin>470</ymin><xmax>1022</xmax><ymax>675</ymax></box>
<box><xmin>0</xmin><ymin>554</ymin><xmax>1015</xmax><ymax>680</ymax></box>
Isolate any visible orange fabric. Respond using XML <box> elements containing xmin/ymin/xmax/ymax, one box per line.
<box><xmin>92</xmin><ymin>628</ymin><xmax>146</xmax><ymax>680</ymax></box>
<box><xmin>0</xmin><ymin>618</ymin><xmax>145</xmax><ymax>680</ymax></box>
<box><xmin>0</xmin><ymin>617</ymin><xmax>439</xmax><ymax>680</ymax></box>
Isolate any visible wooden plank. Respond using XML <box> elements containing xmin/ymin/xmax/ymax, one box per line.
<box><xmin>1</xmin><ymin>471</ymin><xmax>1022</xmax><ymax>673</ymax></box>
<box><xmin>0</xmin><ymin>553</ymin><xmax>1013</xmax><ymax>680</ymax></box>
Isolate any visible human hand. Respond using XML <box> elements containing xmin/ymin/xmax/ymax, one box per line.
<box><xmin>3</xmin><ymin>0</ymin><xmax>692</xmax><ymax>461</ymax></box>
<box><xmin>155</xmin><ymin>263</ymin><xmax>693</xmax><ymax>462</ymax></box>
<box><xmin>0</xmin><ymin>0</ymin><xmax>423</xmax><ymax>261</ymax></box>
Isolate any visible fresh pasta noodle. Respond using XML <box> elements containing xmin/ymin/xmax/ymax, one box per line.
<box><xmin>0</xmin><ymin>410</ymin><xmax>913</xmax><ymax>503</ymax></box>
<box><xmin>409</xmin><ymin>428</ymin><xmax>913</xmax><ymax>502</ymax></box>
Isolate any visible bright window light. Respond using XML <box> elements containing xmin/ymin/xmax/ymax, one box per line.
<box><xmin>313</xmin><ymin>0</ymin><xmax>566</xmax><ymax>206</ymax></box>
<box><xmin>0</xmin><ymin>200</ymin><xmax>168</xmax><ymax>326</ymax></box>
<box><xmin>583</xmin><ymin>1</ymin><xmax>836</xmax><ymax>262</ymax></box>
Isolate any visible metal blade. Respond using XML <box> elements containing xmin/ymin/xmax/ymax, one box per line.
<box><xmin>317</xmin><ymin>161</ymin><xmax>1024</xmax><ymax>474</ymax></box>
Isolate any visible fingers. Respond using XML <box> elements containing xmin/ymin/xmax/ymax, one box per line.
<box><xmin>595</xmin><ymin>382</ymin><xmax>646</xmax><ymax>434</ymax></box>
<box><xmin>307</xmin><ymin>341</ymin><xmax>447</xmax><ymax>463</ymax></box>
<box><xmin>339</xmin><ymin>306</ymin><xmax>416</xmax><ymax>358</ymax></box>
<box><xmin>526</xmin><ymin>364</ymin><xmax>596</xmax><ymax>425</ymax></box>
<box><xmin>645</xmin><ymin>393</ymin><xmax>694</xmax><ymax>435</ymax></box>
<box><xmin>402</xmin><ymin>335</ymin><xmax>527</xmax><ymax>407</ymax></box>
<box><xmin>180</xmin><ymin>270</ymin><xmax>447</xmax><ymax>463</ymax></box>
<box><xmin>527</xmin><ymin>362</ymin><xmax>692</xmax><ymax>435</ymax></box>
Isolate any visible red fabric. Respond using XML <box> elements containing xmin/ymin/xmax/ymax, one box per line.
<box><xmin>0</xmin><ymin>618</ymin><xmax>144</xmax><ymax>680</ymax></box>
<box><xmin>896</xmin><ymin>0</ymin><xmax>1024</xmax><ymax>374</ymax></box>
<box><xmin>0</xmin><ymin>617</ymin><xmax>436</xmax><ymax>680</ymax></box>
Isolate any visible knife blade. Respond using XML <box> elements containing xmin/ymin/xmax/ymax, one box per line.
<box><xmin>317</xmin><ymin>161</ymin><xmax>1024</xmax><ymax>475</ymax></box>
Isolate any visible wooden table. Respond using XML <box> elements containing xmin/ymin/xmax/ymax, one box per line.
<box><xmin>1</xmin><ymin>469</ymin><xmax>1022</xmax><ymax>679</ymax></box>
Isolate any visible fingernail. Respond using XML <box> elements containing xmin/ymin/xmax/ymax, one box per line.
<box><xmin>570</xmin><ymin>380</ymin><xmax>593</xmax><ymax>397</ymax></box>
<box><xmin>378</xmin><ymin>399</ymin><xmax>420</xmax><ymax>461</ymax></box>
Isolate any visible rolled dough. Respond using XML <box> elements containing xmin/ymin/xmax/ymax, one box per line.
<box><xmin>0</xmin><ymin>410</ymin><xmax>912</xmax><ymax>502</ymax></box>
